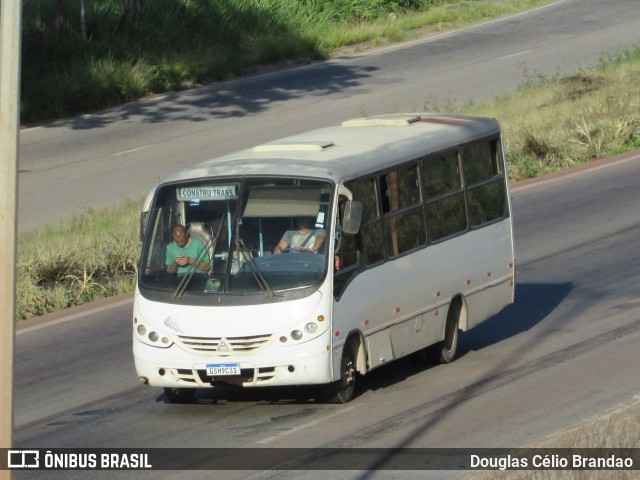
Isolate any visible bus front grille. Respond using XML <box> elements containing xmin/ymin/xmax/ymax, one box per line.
<box><xmin>174</xmin><ymin>333</ymin><xmax>273</xmax><ymax>354</ymax></box>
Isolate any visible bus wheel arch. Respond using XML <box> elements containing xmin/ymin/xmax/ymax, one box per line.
<box><xmin>456</xmin><ymin>294</ymin><xmax>469</xmax><ymax>331</ymax></box>
<box><xmin>350</xmin><ymin>332</ymin><xmax>367</xmax><ymax>375</ymax></box>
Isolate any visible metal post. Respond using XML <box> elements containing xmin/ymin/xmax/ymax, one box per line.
<box><xmin>0</xmin><ymin>1</ymin><xmax>23</xmax><ymax>478</ymax></box>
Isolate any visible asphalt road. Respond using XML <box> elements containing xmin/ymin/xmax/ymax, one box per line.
<box><xmin>17</xmin><ymin>0</ymin><xmax>640</xmax><ymax>232</ymax></box>
<box><xmin>10</xmin><ymin>0</ymin><xmax>640</xmax><ymax>478</ymax></box>
<box><xmin>12</xmin><ymin>150</ymin><xmax>640</xmax><ymax>479</ymax></box>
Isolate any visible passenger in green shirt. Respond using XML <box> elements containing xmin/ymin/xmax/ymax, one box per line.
<box><xmin>165</xmin><ymin>224</ymin><xmax>210</xmax><ymax>276</ymax></box>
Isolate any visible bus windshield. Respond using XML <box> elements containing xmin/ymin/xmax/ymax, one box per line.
<box><xmin>138</xmin><ymin>177</ymin><xmax>333</xmax><ymax>299</ymax></box>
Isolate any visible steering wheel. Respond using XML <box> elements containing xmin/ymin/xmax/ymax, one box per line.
<box><xmin>281</xmin><ymin>247</ymin><xmax>313</xmax><ymax>253</ymax></box>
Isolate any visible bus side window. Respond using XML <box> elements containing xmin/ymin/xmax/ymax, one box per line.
<box><xmin>336</xmin><ymin>180</ymin><xmax>373</xmax><ymax>270</ymax></box>
<box><xmin>463</xmin><ymin>141</ymin><xmax>500</xmax><ymax>184</ymax></box>
<box><xmin>423</xmin><ymin>150</ymin><xmax>466</xmax><ymax>242</ymax></box>
<box><xmin>467</xmin><ymin>179</ymin><xmax>508</xmax><ymax>227</ymax></box>
<box><xmin>334</xmin><ymin>179</ymin><xmax>381</xmax><ymax>299</ymax></box>
<box><xmin>463</xmin><ymin>139</ymin><xmax>509</xmax><ymax>228</ymax></box>
<box><xmin>381</xmin><ymin>164</ymin><xmax>426</xmax><ymax>257</ymax></box>
<box><xmin>422</xmin><ymin>151</ymin><xmax>462</xmax><ymax>197</ymax></box>
<box><xmin>355</xmin><ymin>178</ymin><xmax>385</xmax><ymax>265</ymax></box>
<box><xmin>337</xmin><ymin>233</ymin><xmax>359</xmax><ymax>269</ymax></box>
<box><xmin>426</xmin><ymin>193</ymin><xmax>467</xmax><ymax>241</ymax></box>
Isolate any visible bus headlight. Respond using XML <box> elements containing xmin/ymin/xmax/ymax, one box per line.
<box><xmin>280</xmin><ymin>319</ymin><xmax>328</xmax><ymax>345</ymax></box>
<box><xmin>134</xmin><ymin>318</ymin><xmax>173</xmax><ymax>348</ymax></box>
<box><xmin>305</xmin><ymin>322</ymin><xmax>319</xmax><ymax>334</ymax></box>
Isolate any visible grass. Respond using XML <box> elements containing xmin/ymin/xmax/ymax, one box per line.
<box><xmin>20</xmin><ymin>0</ymin><xmax>556</xmax><ymax>124</ymax></box>
<box><xmin>17</xmin><ymin>199</ymin><xmax>141</xmax><ymax>321</ymax></box>
<box><xmin>462</xmin><ymin>48</ymin><xmax>640</xmax><ymax>180</ymax></box>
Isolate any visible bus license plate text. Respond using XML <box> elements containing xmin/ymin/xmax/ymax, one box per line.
<box><xmin>206</xmin><ymin>363</ymin><xmax>240</xmax><ymax>376</ymax></box>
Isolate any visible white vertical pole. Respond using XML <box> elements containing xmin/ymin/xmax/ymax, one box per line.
<box><xmin>0</xmin><ymin>1</ymin><xmax>23</xmax><ymax>478</ymax></box>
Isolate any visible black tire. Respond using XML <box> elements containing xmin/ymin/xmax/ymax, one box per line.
<box><xmin>321</xmin><ymin>346</ymin><xmax>356</xmax><ymax>404</ymax></box>
<box><xmin>426</xmin><ymin>301</ymin><xmax>461</xmax><ymax>364</ymax></box>
<box><xmin>164</xmin><ymin>387</ymin><xmax>196</xmax><ymax>404</ymax></box>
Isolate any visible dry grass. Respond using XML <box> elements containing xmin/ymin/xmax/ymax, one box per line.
<box><xmin>16</xmin><ymin>199</ymin><xmax>141</xmax><ymax>321</ymax></box>
<box><xmin>462</xmin><ymin>53</ymin><xmax>640</xmax><ymax>180</ymax></box>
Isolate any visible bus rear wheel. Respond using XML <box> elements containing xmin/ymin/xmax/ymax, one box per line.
<box><xmin>426</xmin><ymin>301</ymin><xmax>461</xmax><ymax>364</ymax></box>
<box><xmin>321</xmin><ymin>347</ymin><xmax>356</xmax><ymax>404</ymax></box>
<box><xmin>164</xmin><ymin>387</ymin><xmax>196</xmax><ymax>404</ymax></box>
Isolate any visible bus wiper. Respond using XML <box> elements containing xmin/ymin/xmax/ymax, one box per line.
<box><xmin>207</xmin><ymin>215</ymin><xmax>225</xmax><ymax>270</ymax></box>
<box><xmin>235</xmin><ymin>238</ymin><xmax>275</xmax><ymax>297</ymax></box>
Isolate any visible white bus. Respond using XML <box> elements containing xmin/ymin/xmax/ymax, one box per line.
<box><xmin>133</xmin><ymin>113</ymin><xmax>515</xmax><ymax>404</ymax></box>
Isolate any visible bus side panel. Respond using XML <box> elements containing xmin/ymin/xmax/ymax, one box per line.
<box><xmin>332</xmin><ymin>248</ymin><xmax>449</xmax><ymax>374</ymax></box>
<box><xmin>461</xmin><ymin>221</ymin><xmax>515</xmax><ymax>330</ymax></box>
<box><xmin>332</xmin><ymin>219</ymin><xmax>514</xmax><ymax>373</ymax></box>
<box><xmin>464</xmin><ymin>280</ymin><xmax>513</xmax><ymax>331</ymax></box>
<box><xmin>366</xmin><ymin>330</ymin><xmax>394</xmax><ymax>369</ymax></box>
<box><xmin>390</xmin><ymin>311</ymin><xmax>444</xmax><ymax>360</ymax></box>
<box><xmin>361</xmin><ymin>310</ymin><xmax>445</xmax><ymax>371</ymax></box>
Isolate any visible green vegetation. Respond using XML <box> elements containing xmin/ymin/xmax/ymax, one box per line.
<box><xmin>17</xmin><ymin>45</ymin><xmax>640</xmax><ymax>321</ymax></box>
<box><xmin>17</xmin><ymin>199</ymin><xmax>140</xmax><ymax>320</ymax></box>
<box><xmin>462</xmin><ymin>48</ymin><xmax>640</xmax><ymax>179</ymax></box>
<box><xmin>16</xmin><ymin>1</ymin><xmax>640</xmax><ymax>321</ymax></box>
<box><xmin>22</xmin><ymin>0</ymin><xmax>552</xmax><ymax>124</ymax></box>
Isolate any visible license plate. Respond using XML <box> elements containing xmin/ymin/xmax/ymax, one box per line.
<box><xmin>206</xmin><ymin>363</ymin><xmax>241</xmax><ymax>376</ymax></box>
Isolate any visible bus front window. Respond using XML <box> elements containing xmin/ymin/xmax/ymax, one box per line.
<box><xmin>138</xmin><ymin>178</ymin><xmax>333</xmax><ymax>300</ymax></box>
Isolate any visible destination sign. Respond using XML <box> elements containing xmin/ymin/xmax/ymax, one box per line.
<box><xmin>176</xmin><ymin>185</ymin><xmax>237</xmax><ymax>201</ymax></box>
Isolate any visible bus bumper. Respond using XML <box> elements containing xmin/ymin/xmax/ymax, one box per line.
<box><xmin>133</xmin><ymin>337</ymin><xmax>333</xmax><ymax>389</ymax></box>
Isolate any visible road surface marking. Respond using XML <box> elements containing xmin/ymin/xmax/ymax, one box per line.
<box><xmin>499</xmin><ymin>50</ymin><xmax>531</xmax><ymax>60</ymax></box>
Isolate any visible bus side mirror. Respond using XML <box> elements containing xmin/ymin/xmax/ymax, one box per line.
<box><xmin>342</xmin><ymin>200</ymin><xmax>362</xmax><ymax>235</ymax></box>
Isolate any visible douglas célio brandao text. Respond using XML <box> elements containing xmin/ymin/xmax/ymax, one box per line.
<box><xmin>470</xmin><ymin>453</ymin><xmax>634</xmax><ymax>470</ymax></box>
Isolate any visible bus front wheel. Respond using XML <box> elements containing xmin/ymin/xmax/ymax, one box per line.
<box><xmin>321</xmin><ymin>347</ymin><xmax>356</xmax><ymax>404</ymax></box>
<box><xmin>164</xmin><ymin>387</ymin><xmax>196</xmax><ymax>404</ymax></box>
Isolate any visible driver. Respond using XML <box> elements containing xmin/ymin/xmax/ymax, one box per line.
<box><xmin>165</xmin><ymin>224</ymin><xmax>210</xmax><ymax>276</ymax></box>
<box><xmin>274</xmin><ymin>217</ymin><xmax>326</xmax><ymax>254</ymax></box>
